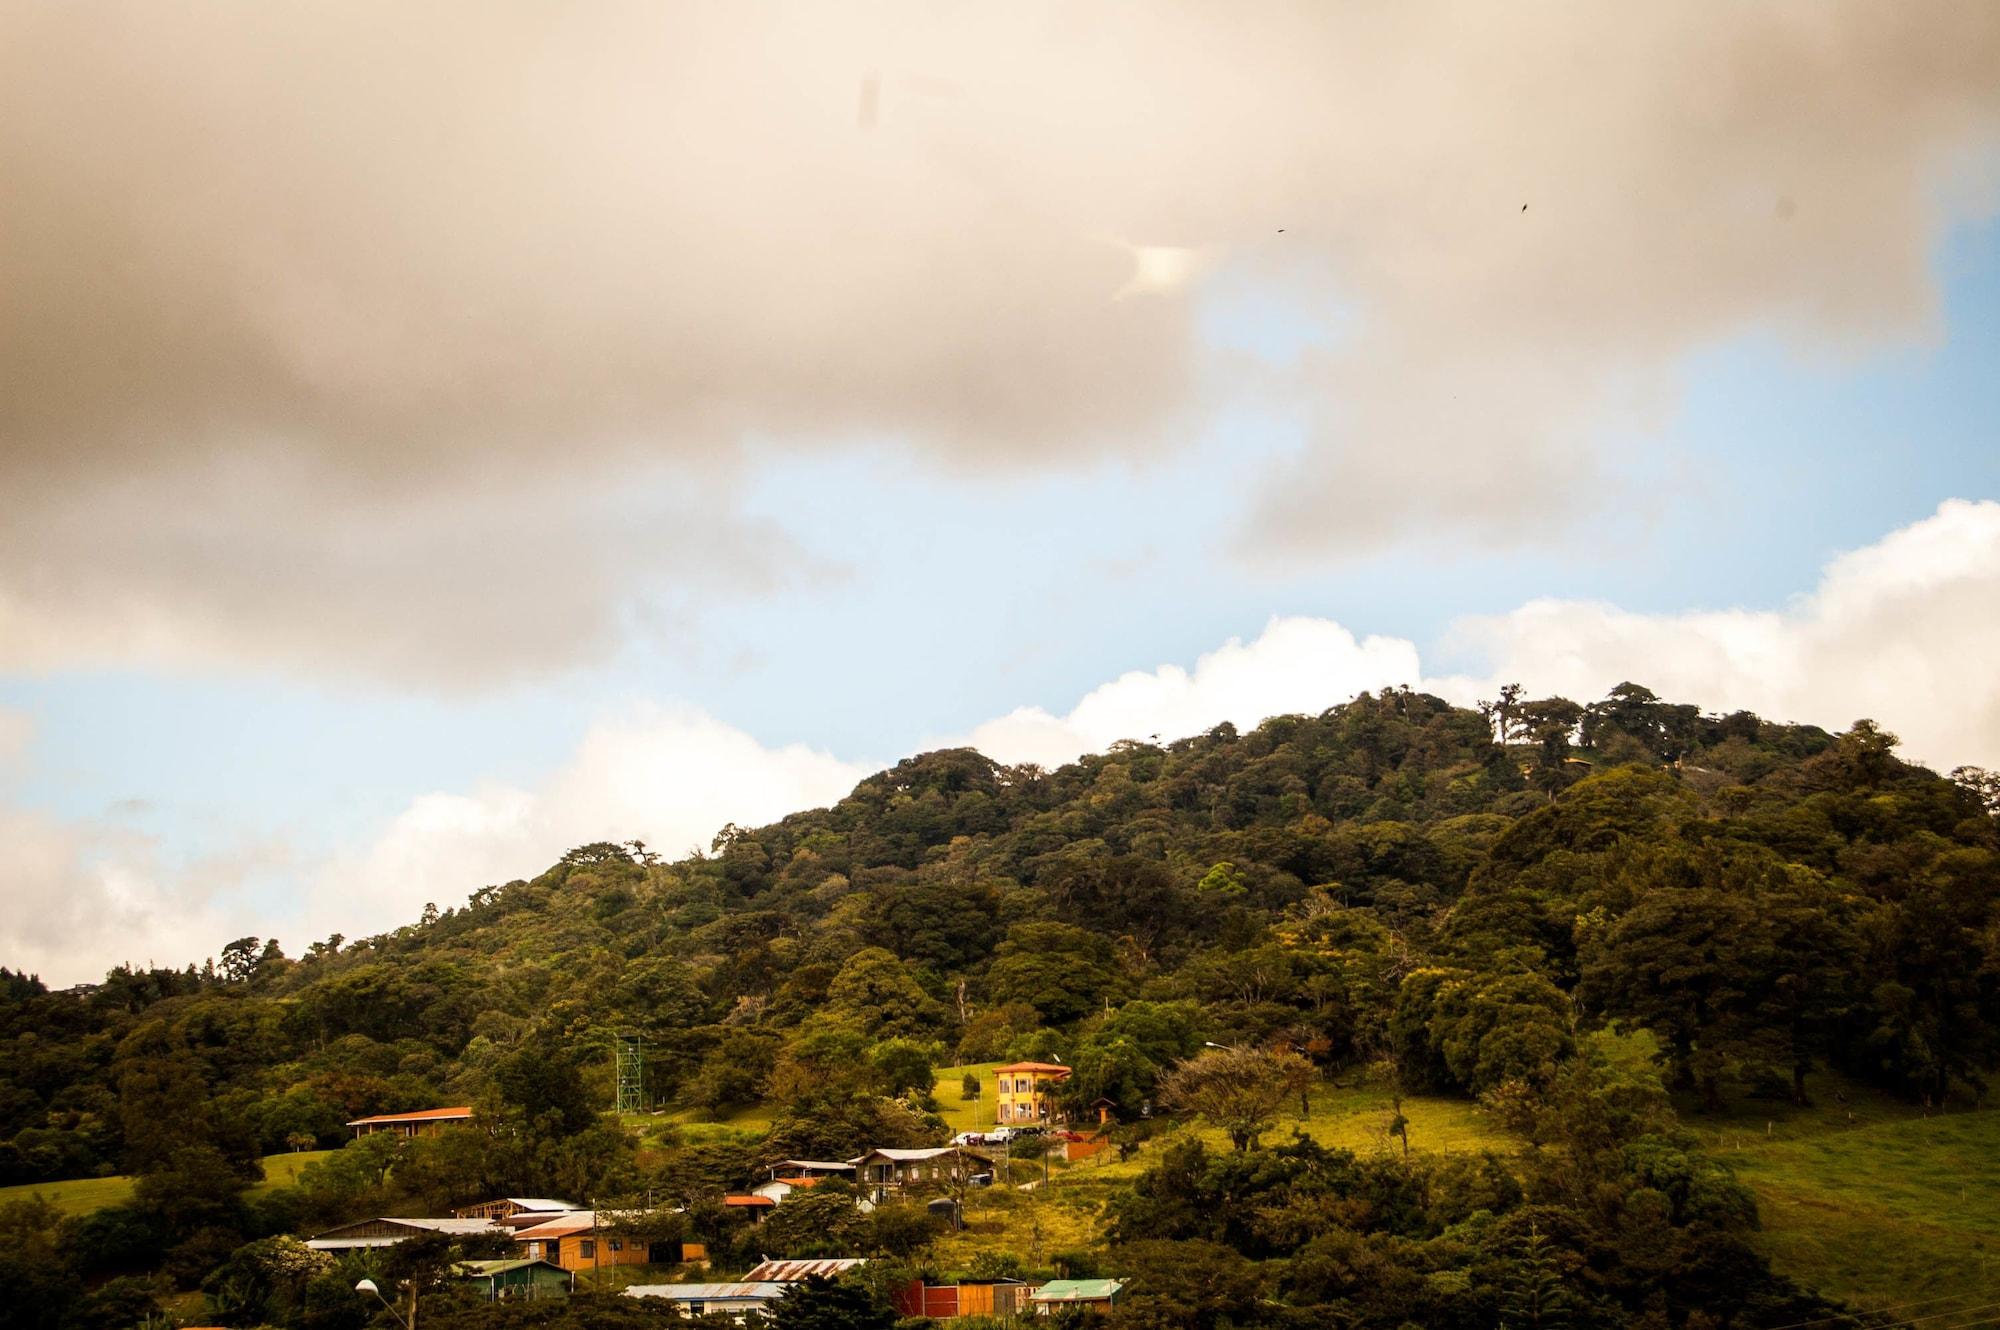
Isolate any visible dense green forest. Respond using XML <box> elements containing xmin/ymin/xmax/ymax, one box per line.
<box><xmin>4</xmin><ymin>683</ymin><xmax>1998</xmax><ymax>1329</ymax></box>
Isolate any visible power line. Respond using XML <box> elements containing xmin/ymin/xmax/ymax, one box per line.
<box><xmin>1759</xmin><ymin>1290</ymin><xmax>2000</xmax><ymax>1330</ymax></box>
<box><xmin>1865</xmin><ymin>1299</ymin><xmax>2000</xmax><ymax>1330</ymax></box>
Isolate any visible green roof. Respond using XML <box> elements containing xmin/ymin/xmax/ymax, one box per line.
<box><xmin>455</xmin><ymin>1259</ymin><xmax>561</xmax><ymax>1275</ymax></box>
<box><xmin>1034</xmin><ymin>1279</ymin><xmax>1123</xmax><ymax>1301</ymax></box>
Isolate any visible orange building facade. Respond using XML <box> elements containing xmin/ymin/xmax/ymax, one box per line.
<box><xmin>993</xmin><ymin>1062</ymin><xmax>1070</xmax><ymax>1126</ymax></box>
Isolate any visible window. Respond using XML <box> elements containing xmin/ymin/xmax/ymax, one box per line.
<box><xmin>609</xmin><ymin>1239</ymin><xmax>623</xmax><ymax>1252</ymax></box>
<box><xmin>579</xmin><ymin>1240</ymin><xmax>596</xmax><ymax>1259</ymax></box>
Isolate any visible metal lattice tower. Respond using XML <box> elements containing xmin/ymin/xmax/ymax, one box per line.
<box><xmin>615</xmin><ymin>1035</ymin><xmax>644</xmax><ymax>1113</ymax></box>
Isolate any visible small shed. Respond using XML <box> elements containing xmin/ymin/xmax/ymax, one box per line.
<box><xmin>454</xmin><ymin>1258</ymin><xmax>571</xmax><ymax>1300</ymax></box>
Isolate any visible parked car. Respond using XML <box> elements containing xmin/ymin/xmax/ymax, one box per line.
<box><xmin>987</xmin><ymin>1124</ymin><xmax>1045</xmax><ymax>1142</ymax></box>
<box><xmin>952</xmin><ymin>1130</ymin><xmax>989</xmax><ymax>1146</ymax></box>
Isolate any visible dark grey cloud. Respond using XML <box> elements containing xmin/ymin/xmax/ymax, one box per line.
<box><xmin>1</xmin><ymin>2</ymin><xmax>1995</xmax><ymax>681</ymax></box>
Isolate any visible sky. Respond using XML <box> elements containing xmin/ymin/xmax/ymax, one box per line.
<box><xmin>2</xmin><ymin>1</ymin><xmax>1998</xmax><ymax>986</ymax></box>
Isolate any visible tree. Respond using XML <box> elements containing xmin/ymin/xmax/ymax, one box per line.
<box><xmin>1497</xmin><ymin>1223</ymin><xmax>1573</xmax><ymax>1329</ymax></box>
<box><xmin>1157</xmin><ymin>1047</ymin><xmax>1315</xmax><ymax>1151</ymax></box>
<box><xmin>768</xmin><ymin>1275</ymin><xmax>896</xmax><ymax>1330</ymax></box>
<box><xmin>758</xmin><ymin>1191</ymin><xmax>870</xmax><ymax>1257</ymax></box>
<box><xmin>826</xmin><ymin>949</ymin><xmax>948</xmax><ymax>1038</ymax></box>
<box><xmin>493</xmin><ymin>1042</ymin><xmax>596</xmax><ymax>1135</ymax></box>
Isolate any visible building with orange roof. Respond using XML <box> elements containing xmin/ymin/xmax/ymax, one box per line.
<box><xmin>345</xmin><ymin>1106</ymin><xmax>473</xmax><ymax>1139</ymax></box>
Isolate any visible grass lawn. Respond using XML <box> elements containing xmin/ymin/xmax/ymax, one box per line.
<box><xmin>1712</xmin><ymin>1107</ymin><xmax>2000</xmax><ymax>1310</ymax></box>
<box><xmin>933</xmin><ymin>1062</ymin><xmax>1004</xmax><ymax>1135</ymax></box>
<box><xmin>0</xmin><ymin>1171</ymin><xmax>139</xmax><ymax>1217</ymax></box>
<box><xmin>0</xmin><ymin>1149</ymin><xmax>337</xmax><ymax>1218</ymax></box>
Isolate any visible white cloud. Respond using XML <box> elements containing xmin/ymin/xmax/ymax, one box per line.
<box><xmin>962</xmin><ymin>617</ymin><xmax>1422</xmax><ymax>767</ymax></box>
<box><xmin>294</xmin><ymin>705</ymin><xmax>872</xmax><ymax>944</ymax></box>
<box><xmin>8</xmin><ymin>502</ymin><xmax>1997</xmax><ymax>985</ymax></box>
<box><xmin>1434</xmin><ymin>498</ymin><xmax>2000</xmax><ymax>773</ymax></box>
<box><xmin>0</xmin><ymin>806</ymin><xmax>254</xmax><ymax>984</ymax></box>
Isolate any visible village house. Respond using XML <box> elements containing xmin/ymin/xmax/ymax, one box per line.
<box><xmin>511</xmin><ymin>1210</ymin><xmax>667</xmax><ymax>1273</ymax></box>
<box><xmin>994</xmin><ymin>1062</ymin><xmax>1070</xmax><ymax>1126</ymax></box>
<box><xmin>849</xmin><ymin>1146</ymin><xmax>992</xmax><ymax>1203</ymax></box>
<box><xmin>722</xmin><ymin>1194</ymin><xmax>776</xmax><ymax>1223</ymax></box>
<box><xmin>751</xmin><ymin>1160</ymin><xmax>863</xmax><ymax>1206</ymax></box>
<box><xmin>452</xmin><ymin>1258</ymin><xmax>572</xmax><ymax>1301</ymax></box>
<box><xmin>304</xmin><ymin>1217</ymin><xmax>502</xmax><ymax>1250</ymax></box>
<box><xmin>345</xmin><ymin>1106</ymin><xmax>473</xmax><ymax>1139</ymax></box>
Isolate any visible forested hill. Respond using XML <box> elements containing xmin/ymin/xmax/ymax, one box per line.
<box><xmin>4</xmin><ymin>685</ymin><xmax>1999</xmax><ymax>1328</ymax></box>
<box><xmin>5</xmin><ymin>684</ymin><xmax>1995</xmax><ymax>1182</ymax></box>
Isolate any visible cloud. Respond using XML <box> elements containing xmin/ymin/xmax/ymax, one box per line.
<box><xmin>1434</xmin><ymin>498</ymin><xmax>2000</xmax><ymax>774</ymax></box>
<box><xmin>2</xmin><ymin>3</ymin><xmax>1996</xmax><ymax>680</ymax></box>
<box><xmin>0</xmin><ymin>708</ymin><xmax>30</xmax><ymax>774</ymax></box>
<box><xmin>7</xmin><ymin>502</ymin><xmax>1997</xmax><ymax>984</ymax></box>
<box><xmin>0</xmin><ymin>806</ymin><xmax>272</xmax><ymax>985</ymax></box>
<box><xmin>963</xmin><ymin>618</ymin><xmax>1422</xmax><ymax>768</ymax></box>
<box><xmin>295</xmin><ymin>705</ymin><xmax>871</xmax><ymax>944</ymax></box>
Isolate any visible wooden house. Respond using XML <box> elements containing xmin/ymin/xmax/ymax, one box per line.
<box><xmin>453</xmin><ymin>1258</ymin><xmax>572</xmax><ymax>1301</ymax></box>
<box><xmin>994</xmin><ymin>1062</ymin><xmax>1070</xmax><ymax>1126</ymax></box>
<box><xmin>345</xmin><ymin>1106</ymin><xmax>473</xmax><ymax>1139</ymax></box>
<box><xmin>848</xmin><ymin>1147</ymin><xmax>992</xmax><ymax>1202</ymax></box>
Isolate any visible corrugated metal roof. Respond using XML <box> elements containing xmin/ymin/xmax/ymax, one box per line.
<box><xmin>994</xmin><ymin>1062</ymin><xmax>1071</xmax><ymax>1074</ymax></box>
<box><xmin>345</xmin><ymin>1106</ymin><xmax>473</xmax><ymax>1126</ymax></box>
<box><xmin>742</xmin><ymin>1257</ymin><xmax>868</xmax><ymax>1281</ymax></box>
<box><xmin>774</xmin><ymin>1160</ymin><xmax>855</xmax><ymax>1172</ymax></box>
<box><xmin>1033</xmin><ymin>1279</ymin><xmax>1124</xmax><ymax>1301</ymax></box>
<box><xmin>625</xmin><ymin>1283</ymin><xmax>785</xmax><ymax>1302</ymax></box>
<box><xmin>305</xmin><ymin>1217</ymin><xmax>500</xmax><ymax>1250</ymax></box>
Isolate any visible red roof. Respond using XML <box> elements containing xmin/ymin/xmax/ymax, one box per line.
<box><xmin>723</xmin><ymin>1194</ymin><xmax>776</xmax><ymax>1207</ymax></box>
<box><xmin>346</xmin><ymin>1106</ymin><xmax>474</xmax><ymax>1126</ymax></box>
<box><xmin>995</xmin><ymin>1062</ymin><xmax>1071</xmax><ymax>1076</ymax></box>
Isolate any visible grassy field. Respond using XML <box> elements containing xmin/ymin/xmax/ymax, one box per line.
<box><xmin>1711</xmin><ymin>1107</ymin><xmax>2000</xmax><ymax>1310</ymax></box>
<box><xmin>0</xmin><ymin>1149</ymin><xmax>337</xmax><ymax>1217</ymax></box>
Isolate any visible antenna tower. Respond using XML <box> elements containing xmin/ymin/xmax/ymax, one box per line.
<box><xmin>615</xmin><ymin>1034</ymin><xmax>644</xmax><ymax>1113</ymax></box>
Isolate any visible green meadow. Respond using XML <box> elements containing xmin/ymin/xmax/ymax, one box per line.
<box><xmin>0</xmin><ymin>1149</ymin><xmax>336</xmax><ymax>1217</ymax></box>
